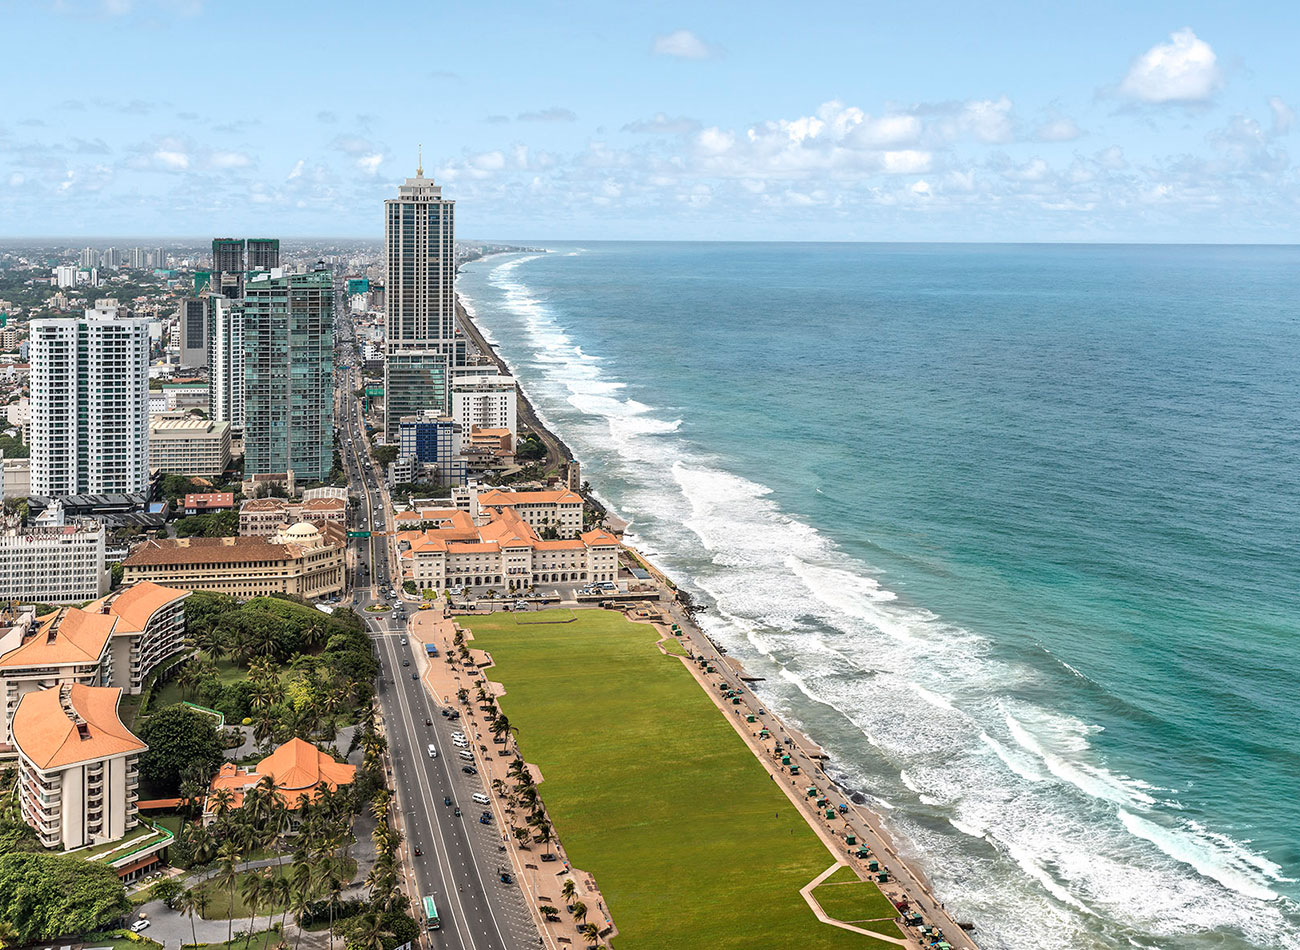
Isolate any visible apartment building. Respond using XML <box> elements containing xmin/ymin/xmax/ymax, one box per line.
<box><xmin>451</xmin><ymin>374</ymin><xmax>517</xmax><ymax>443</ymax></box>
<box><xmin>12</xmin><ymin>683</ymin><xmax>145</xmax><ymax>851</ymax></box>
<box><xmin>89</xmin><ymin>583</ymin><xmax>190</xmax><ymax>696</ymax></box>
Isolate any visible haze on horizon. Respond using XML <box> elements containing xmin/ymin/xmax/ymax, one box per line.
<box><xmin>2</xmin><ymin>0</ymin><xmax>1298</xmax><ymax>244</ymax></box>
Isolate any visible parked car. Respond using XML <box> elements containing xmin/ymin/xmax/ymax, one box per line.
<box><xmin>131</xmin><ymin>920</ymin><xmax>151</xmax><ymax>933</ymax></box>
<box><xmin>462</xmin><ymin>766</ymin><xmax>476</xmax><ymax>774</ymax></box>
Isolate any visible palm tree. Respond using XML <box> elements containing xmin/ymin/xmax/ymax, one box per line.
<box><xmin>512</xmin><ymin>825</ymin><xmax>530</xmax><ymax>847</ymax></box>
<box><xmin>539</xmin><ymin>905</ymin><xmax>559</xmax><ymax>921</ymax></box>
<box><xmin>350</xmin><ymin>911</ymin><xmax>392</xmax><ymax>950</ymax></box>
<box><xmin>571</xmin><ymin>899</ymin><xmax>588</xmax><ymax>926</ymax></box>
<box><xmin>212</xmin><ymin>786</ymin><xmax>236</xmax><ymax>821</ymax></box>
<box><xmin>535</xmin><ymin>819</ymin><xmax>554</xmax><ymax>855</ymax></box>
<box><xmin>581</xmin><ymin>923</ymin><xmax>600</xmax><ymax>946</ymax></box>
<box><xmin>241</xmin><ymin>870</ymin><xmax>268</xmax><ymax>947</ymax></box>
<box><xmin>291</xmin><ymin>862</ymin><xmax>315</xmax><ymax>950</ymax></box>
<box><xmin>216</xmin><ymin>840</ymin><xmax>241</xmax><ymax>947</ymax></box>
<box><xmin>175</xmin><ymin>887</ymin><xmax>202</xmax><ymax>948</ymax></box>
<box><xmin>269</xmin><ymin>875</ymin><xmax>292</xmax><ymax>950</ymax></box>
<box><xmin>561</xmin><ymin>879</ymin><xmax>577</xmax><ymax>903</ymax></box>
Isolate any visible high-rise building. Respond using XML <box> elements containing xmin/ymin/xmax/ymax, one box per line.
<box><xmin>243</xmin><ymin>268</ymin><xmax>334</xmax><ymax>480</ymax></box>
<box><xmin>102</xmin><ymin>248</ymin><xmax>121</xmax><ymax>269</ymax></box>
<box><xmin>246</xmin><ymin>238</ymin><xmax>280</xmax><ymax>270</ymax></box>
<box><xmin>384</xmin><ymin>159</ymin><xmax>460</xmax><ymax>436</ymax></box>
<box><xmin>55</xmin><ymin>265</ymin><xmax>78</xmax><ymax>288</ymax></box>
<box><xmin>128</xmin><ymin>247</ymin><xmax>146</xmax><ymax>269</ymax></box>
<box><xmin>178</xmin><ymin>298</ymin><xmax>208</xmax><ymax>368</ymax></box>
<box><xmin>30</xmin><ymin>304</ymin><xmax>150</xmax><ymax>496</ymax></box>
<box><xmin>451</xmin><ymin>374</ymin><xmax>518</xmax><ymax>443</ymax></box>
<box><xmin>208</xmin><ymin>296</ymin><xmax>245</xmax><ymax>434</ymax></box>
<box><xmin>212</xmin><ymin>237</ymin><xmax>244</xmax><ymax>273</ymax></box>
<box><xmin>149</xmin><ymin>247</ymin><xmax>165</xmax><ymax>269</ymax></box>
<box><xmin>79</xmin><ymin>247</ymin><xmax>97</xmax><ymax>269</ymax></box>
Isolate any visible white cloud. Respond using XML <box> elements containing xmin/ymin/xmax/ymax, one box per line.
<box><xmin>287</xmin><ymin>159</ymin><xmax>304</xmax><ymax>180</ymax></box>
<box><xmin>851</xmin><ymin>114</ymin><xmax>923</xmax><ymax>148</ymax></box>
<box><xmin>7</xmin><ymin>173</ymin><xmax>24</xmax><ymax>187</ymax></box>
<box><xmin>210</xmin><ymin>150</ymin><xmax>250</xmax><ymax>169</ymax></box>
<box><xmin>696</xmin><ymin>127</ymin><xmax>735</xmax><ymax>155</ymax></box>
<box><xmin>1034</xmin><ymin>117</ymin><xmax>1083</xmax><ymax>142</ymax></box>
<box><xmin>623</xmin><ymin>113</ymin><xmax>701</xmax><ymax>135</ymax></box>
<box><xmin>154</xmin><ymin>149</ymin><xmax>189</xmax><ymax>169</ymax></box>
<box><xmin>910</xmin><ymin>180</ymin><xmax>931</xmax><ymax>196</ymax></box>
<box><xmin>1120</xmin><ymin>28</ymin><xmax>1221</xmax><ymax>104</ymax></box>
<box><xmin>517</xmin><ymin>107</ymin><xmax>577</xmax><ymax>123</ymax></box>
<box><xmin>881</xmin><ymin>150</ymin><xmax>932</xmax><ymax>174</ymax></box>
<box><xmin>652</xmin><ymin>29</ymin><xmax>719</xmax><ymax>60</ymax></box>
<box><xmin>357</xmin><ymin>153</ymin><xmax>383</xmax><ymax>175</ymax></box>
<box><xmin>960</xmin><ymin>97</ymin><xmax>1015</xmax><ymax>143</ymax></box>
<box><xmin>1269</xmin><ymin>97</ymin><xmax>1295</xmax><ymax>135</ymax></box>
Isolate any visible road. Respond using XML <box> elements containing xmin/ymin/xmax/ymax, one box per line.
<box><xmin>334</xmin><ymin>326</ymin><xmax>540</xmax><ymax>950</ymax></box>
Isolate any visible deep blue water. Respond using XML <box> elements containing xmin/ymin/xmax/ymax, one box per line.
<box><xmin>457</xmin><ymin>243</ymin><xmax>1300</xmax><ymax>950</ymax></box>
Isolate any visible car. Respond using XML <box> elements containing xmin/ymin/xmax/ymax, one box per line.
<box><xmin>444</xmin><ymin>796</ymin><xmax>452</xmax><ymax>806</ymax></box>
<box><xmin>449</xmin><ymin>710</ymin><xmax>460</xmax><ymax>720</ymax></box>
<box><xmin>400</xmin><ymin>636</ymin><xmax>408</xmax><ymax>645</ymax></box>
<box><xmin>472</xmin><ymin>792</ymin><xmax>490</xmax><ymax>805</ymax></box>
<box><xmin>413</xmin><ymin>846</ymin><xmax>422</xmax><ymax>856</ymax></box>
<box><xmin>402</xmin><ymin>659</ymin><xmax>410</xmax><ymax>667</ymax></box>
<box><xmin>479</xmin><ymin>813</ymin><xmax>491</xmax><ymax>824</ymax></box>
<box><xmin>499</xmin><ymin>872</ymin><xmax>513</xmax><ymax>884</ymax></box>
<box><xmin>453</xmin><ymin>807</ymin><xmax>461</xmax><ymax>816</ymax></box>
<box><xmin>411</xmin><ymin>672</ymin><xmax>419</xmax><ymax>680</ymax></box>
<box><xmin>462</xmin><ymin>765</ymin><xmax>477</xmax><ymax>774</ymax></box>
<box><xmin>425</xmin><ymin>717</ymin><xmax>433</xmax><ymax>726</ymax></box>
<box><xmin>426</xmin><ymin>744</ymin><xmax>437</xmax><ymax>758</ymax></box>
<box><xmin>440</xmin><ymin>708</ymin><xmax>449</xmax><ymax>717</ymax></box>
<box><xmin>451</xmin><ymin>731</ymin><xmax>465</xmax><ymax>739</ymax></box>
<box><xmin>131</xmin><ymin>920</ymin><xmax>151</xmax><ymax>933</ymax></box>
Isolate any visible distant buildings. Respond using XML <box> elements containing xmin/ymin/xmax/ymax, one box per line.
<box><xmin>243</xmin><ymin>268</ymin><xmax>334</xmax><ymax>481</ymax></box>
<box><xmin>12</xmin><ymin>683</ymin><xmax>145</xmax><ymax>851</ymax></box>
<box><xmin>30</xmin><ymin>301</ymin><xmax>150</xmax><ymax>496</ymax></box>
<box><xmin>0</xmin><ymin>513</ymin><xmax>109</xmax><ymax>603</ymax></box>
<box><xmin>181</xmin><ymin>492</ymin><xmax>235</xmax><ymax>515</ymax></box>
<box><xmin>384</xmin><ymin>162</ymin><xmax>460</xmax><ymax>436</ymax></box>
<box><xmin>238</xmin><ymin>496</ymin><xmax>347</xmax><ymax>536</ymax></box>
<box><xmin>121</xmin><ymin>521</ymin><xmax>345</xmax><ymax>599</ymax></box>
<box><xmin>148</xmin><ymin>414</ymin><xmax>231</xmax><ymax>477</ymax></box>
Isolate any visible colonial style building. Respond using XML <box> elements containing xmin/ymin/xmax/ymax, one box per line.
<box><xmin>459</xmin><ymin>485</ymin><xmax>584</xmax><ymax>538</ymax></box>
<box><xmin>12</xmin><ymin>683</ymin><xmax>146</xmax><ymax>851</ymax></box>
<box><xmin>238</xmin><ymin>497</ymin><xmax>348</xmax><ymax>536</ymax></box>
<box><xmin>396</xmin><ymin>505</ymin><xmax>619</xmax><ymax>593</ymax></box>
<box><xmin>120</xmin><ymin>522</ymin><xmax>345</xmax><ymax>599</ymax></box>
<box><xmin>205</xmin><ymin>737</ymin><xmax>355</xmax><ymax>820</ymax></box>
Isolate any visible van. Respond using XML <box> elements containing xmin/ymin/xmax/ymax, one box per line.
<box><xmin>458</xmin><ymin>750</ymin><xmax>474</xmax><ymax>761</ymax></box>
<box><xmin>452</xmin><ymin>737</ymin><xmax>468</xmax><ymax>748</ymax></box>
<box><xmin>426</xmin><ymin>744</ymin><xmax>437</xmax><ymax>758</ymax></box>
<box><xmin>472</xmin><ymin>792</ymin><xmax>490</xmax><ymax>806</ymax></box>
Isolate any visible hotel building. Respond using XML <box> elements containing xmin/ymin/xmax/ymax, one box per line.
<box><xmin>238</xmin><ymin>496</ymin><xmax>348</xmax><ymax>536</ymax></box>
<box><xmin>149</xmin><ymin>415</ymin><xmax>232</xmax><ymax>477</ymax></box>
<box><xmin>0</xmin><ymin>515</ymin><xmax>109</xmax><ymax>603</ymax></box>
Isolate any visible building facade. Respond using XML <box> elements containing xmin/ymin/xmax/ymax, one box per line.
<box><xmin>178</xmin><ymin>298</ymin><xmax>208</xmax><ymax>368</ymax></box>
<box><xmin>384</xmin><ymin>348</ymin><xmax>449</xmax><ymax>436</ymax></box>
<box><xmin>238</xmin><ymin>496</ymin><xmax>348</xmax><ymax>536</ymax></box>
<box><xmin>149</xmin><ymin>415</ymin><xmax>231</xmax><ymax>477</ymax></box>
<box><xmin>121</xmin><ymin>522</ymin><xmax>345</xmax><ymax>599</ymax></box>
<box><xmin>0</xmin><ymin>516</ymin><xmax>109</xmax><ymax>603</ymax></box>
<box><xmin>243</xmin><ymin>269</ymin><xmax>334</xmax><ymax>480</ymax></box>
<box><xmin>30</xmin><ymin>306</ymin><xmax>150</xmax><ymax>496</ymax></box>
<box><xmin>451</xmin><ymin>374</ymin><xmax>517</xmax><ymax>443</ymax></box>
<box><xmin>12</xmin><ymin>683</ymin><xmax>145</xmax><ymax>851</ymax></box>
<box><xmin>208</xmin><ymin>295</ymin><xmax>245</xmax><ymax>434</ymax></box>
<box><xmin>90</xmin><ymin>583</ymin><xmax>189</xmax><ymax>696</ymax></box>
<box><xmin>471</xmin><ymin>487</ymin><xmax>585</xmax><ymax>538</ymax></box>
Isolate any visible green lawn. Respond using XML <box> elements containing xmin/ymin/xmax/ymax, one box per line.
<box><xmin>197</xmin><ymin>859</ymin><xmax>354</xmax><ymax>920</ymax></box>
<box><xmin>464</xmin><ymin>608</ymin><xmax>893</xmax><ymax>950</ymax></box>
<box><xmin>659</xmin><ymin>635</ymin><xmax>688</xmax><ymax>656</ymax></box>
<box><xmin>824</xmin><ymin>864</ymin><xmax>863</xmax><ymax>885</ymax></box>
<box><xmin>811</xmin><ymin>881</ymin><xmax>900</xmax><ymax>925</ymax></box>
<box><xmin>153</xmin><ymin>657</ymin><xmax>247</xmax><ymax>709</ymax></box>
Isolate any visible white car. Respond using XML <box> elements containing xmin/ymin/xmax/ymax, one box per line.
<box><xmin>131</xmin><ymin>920</ymin><xmax>151</xmax><ymax>933</ymax></box>
<box><xmin>451</xmin><ymin>731</ymin><xmax>465</xmax><ymax>740</ymax></box>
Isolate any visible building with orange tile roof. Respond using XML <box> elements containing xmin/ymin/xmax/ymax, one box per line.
<box><xmin>12</xmin><ymin>683</ymin><xmax>146</xmax><ymax>850</ymax></box>
<box><xmin>205</xmin><ymin>737</ymin><xmax>355</xmax><ymax>819</ymax></box>
<box><xmin>121</xmin><ymin>521</ymin><xmax>345</xmax><ymax>599</ymax></box>
<box><xmin>87</xmin><ymin>581</ymin><xmax>190</xmax><ymax>695</ymax></box>
<box><xmin>470</xmin><ymin>486</ymin><xmax>584</xmax><ymax>537</ymax></box>
<box><xmin>0</xmin><ymin>606</ymin><xmax>116</xmax><ymax>752</ymax></box>
<box><xmin>396</xmin><ymin>502</ymin><xmax>620</xmax><ymax>593</ymax></box>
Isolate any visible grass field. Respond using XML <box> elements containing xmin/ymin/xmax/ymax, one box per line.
<box><xmin>464</xmin><ymin>608</ymin><xmax>896</xmax><ymax>950</ymax></box>
<box><xmin>811</xmin><ymin>881</ymin><xmax>901</xmax><ymax>926</ymax></box>
<box><xmin>198</xmin><ymin>859</ymin><xmax>354</xmax><ymax>919</ymax></box>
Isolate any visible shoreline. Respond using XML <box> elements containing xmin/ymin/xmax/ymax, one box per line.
<box><xmin>452</xmin><ymin>278</ymin><xmax>979</xmax><ymax>948</ymax></box>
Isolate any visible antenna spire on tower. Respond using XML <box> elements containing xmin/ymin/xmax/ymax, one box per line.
<box><xmin>417</xmin><ymin>144</ymin><xmax>423</xmax><ymax>177</ymax></box>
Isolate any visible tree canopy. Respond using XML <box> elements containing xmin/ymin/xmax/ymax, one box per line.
<box><xmin>0</xmin><ymin>852</ymin><xmax>130</xmax><ymax>941</ymax></box>
<box><xmin>137</xmin><ymin>703</ymin><xmax>225</xmax><ymax>793</ymax></box>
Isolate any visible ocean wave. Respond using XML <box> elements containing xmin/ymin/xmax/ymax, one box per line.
<box><xmin>461</xmin><ymin>248</ymin><xmax>1300</xmax><ymax>950</ymax></box>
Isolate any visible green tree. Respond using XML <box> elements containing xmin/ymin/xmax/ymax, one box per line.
<box><xmin>0</xmin><ymin>853</ymin><xmax>130</xmax><ymax>942</ymax></box>
<box><xmin>137</xmin><ymin>704</ymin><xmax>225</xmax><ymax>793</ymax></box>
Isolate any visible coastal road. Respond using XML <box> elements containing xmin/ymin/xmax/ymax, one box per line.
<box><xmin>337</xmin><ymin>334</ymin><xmax>540</xmax><ymax>950</ymax></box>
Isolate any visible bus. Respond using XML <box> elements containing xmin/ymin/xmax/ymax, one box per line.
<box><xmin>422</xmin><ymin>895</ymin><xmax>441</xmax><ymax>930</ymax></box>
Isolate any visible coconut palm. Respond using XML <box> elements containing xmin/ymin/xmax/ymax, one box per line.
<box><xmin>269</xmin><ymin>875</ymin><xmax>292</xmax><ymax>950</ymax></box>
<box><xmin>571</xmin><ymin>899</ymin><xmax>588</xmax><ymax>925</ymax></box>
<box><xmin>350</xmin><ymin>912</ymin><xmax>392</xmax><ymax>950</ymax></box>
<box><xmin>581</xmin><ymin>923</ymin><xmax>600</xmax><ymax>945</ymax></box>
<box><xmin>291</xmin><ymin>861</ymin><xmax>315</xmax><ymax>950</ymax></box>
<box><xmin>241</xmin><ymin>870</ymin><xmax>269</xmax><ymax>947</ymax></box>
<box><xmin>561</xmin><ymin>879</ymin><xmax>577</xmax><ymax>903</ymax></box>
<box><xmin>175</xmin><ymin>887</ymin><xmax>202</xmax><ymax>948</ymax></box>
<box><xmin>216</xmin><ymin>840</ymin><xmax>241</xmax><ymax>946</ymax></box>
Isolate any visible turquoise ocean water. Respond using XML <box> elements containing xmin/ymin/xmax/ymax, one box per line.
<box><xmin>456</xmin><ymin>243</ymin><xmax>1300</xmax><ymax>950</ymax></box>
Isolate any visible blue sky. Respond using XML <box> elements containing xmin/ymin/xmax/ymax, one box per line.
<box><xmin>2</xmin><ymin>0</ymin><xmax>1298</xmax><ymax>241</ymax></box>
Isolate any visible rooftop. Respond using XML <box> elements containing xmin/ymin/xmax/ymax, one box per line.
<box><xmin>12</xmin><ymin>684</ymin><xmax>145</xmax><ymax>771</ymax></box>
<box><xmin>0</xmin><ymin>607</ymin><xmax>115</xmax><ymax>668</ymax></box>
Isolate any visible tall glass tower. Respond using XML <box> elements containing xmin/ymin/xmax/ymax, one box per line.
<box><xmin>383</xmin><ymin>157</ymin><xmax>459</xmax><ymax>436</ymax></box>
<box><xmin>242</xmin><ymin>268</ymin><xmax>334</xmax><ymax>480</ymax></box>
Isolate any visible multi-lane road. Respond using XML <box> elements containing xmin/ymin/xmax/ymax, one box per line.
<box><xmin>334</xmin><ymin>329</ymin><xmax>539</xmax><ymax>950</ymax></box>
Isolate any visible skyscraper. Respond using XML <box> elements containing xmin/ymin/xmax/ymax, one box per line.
<box><xmin>30</xmin><ymin>303</ymin><xmax>150</xmax><ymax>496</ymax></box>
<box><xmin>246</xmin><ymin>238</ymin><xmax>280</xmax><ymax>270</ymax></box>
<box><xmin>212</xmin><ymin>237</ymin><xmax>245</xmax><ymax>299</ymax></box>
<box><xmin>177</xmin><ymin>298</ymin><xmax>208</xmax><ymax>368</ymax></box>
<box><xmin>242</xmin><ymin>268</ymin><xmax>334</xmax><ymax>480</ymax></box>
<box><xmin>208</xmin><ymin>296</ymin><xmax>245</xmax><ymax>435</ymax></box>
<box><xmin>383</xmin><ymin>157</ymin><xmax>460</xmax><ymax>435</ymax></box>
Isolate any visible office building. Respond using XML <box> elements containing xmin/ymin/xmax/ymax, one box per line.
<box><xmin>79</xmin><ymin>247</ymin><xmax>97</xmax><ymax>269</ymax></box>
<box><xmin>0</xmin><ymin>514</ymin><xmax>110</xmax><ymax>603</ymax></box>
<box><xmin>120</xmin><ymin>522</ymin><xmax>346</xmax><ymax>599</ymax></box>
<box><xmin>208</xmin><ymin>295</ymin><xmax>244</xmax><ymax>434</ymax></box>
<box><xmin>243</xmin><ymin>268</ymin><xmax>334</xmax><ymax>481</ymax></box>
<box><xmin>13</xmin><ymin>683</ymin><xmax>145</xmax><ymax>851</ymax></box>
<box><xmin>30</xmin><ymin>305</ymin><xmax>151</xmax><ymax>496</ymax></box>
<box><xmin>148</xmin><ymin>414</ymin><xmax>231</xmax><ymax>477</ymax></box>
<box><xmin>178</xmin><ymin>298</ymin><xmax>208</xmax><ymax>368</ymax></box>
<box><xmin>246</xmin><ymin>238</ymin><xmax>279</xmax><ymax>270</ymax></box>
<box><xmin>384</xmin><ymin>160</ymin><xmax>459</xmax><ymax>436</ymax></box>
<box><xmin>397</xmin><ymin>414</ymin><xmax>467</xmax><ymax>486</ymax></box>
<box><xmin>451</xmin><ymin>374</ymin><xmax>518</xmax><ymax>443</ymax></box>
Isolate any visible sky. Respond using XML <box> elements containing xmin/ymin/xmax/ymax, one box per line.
<box><xmin>2</xmin><ymin>0</ymin><xmax>1299</xmax><ymax>242</ymax></box>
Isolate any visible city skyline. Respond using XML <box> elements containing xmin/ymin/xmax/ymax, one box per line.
<box><xmin>2</xmin><ymin>1</ymin><xmax>1299</xmax><ymax>243</ymax></box>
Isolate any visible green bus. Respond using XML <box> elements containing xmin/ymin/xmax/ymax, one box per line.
<box><xmin>422</xmin><ymin>894</ymin><xmax>441</xmax><ymax>930</ymax></box>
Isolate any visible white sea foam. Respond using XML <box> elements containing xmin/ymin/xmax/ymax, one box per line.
<box><xmin>464</xmin><ymin>250</ymin><xmax>1300</xmax><ymax>950</ymax></box>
